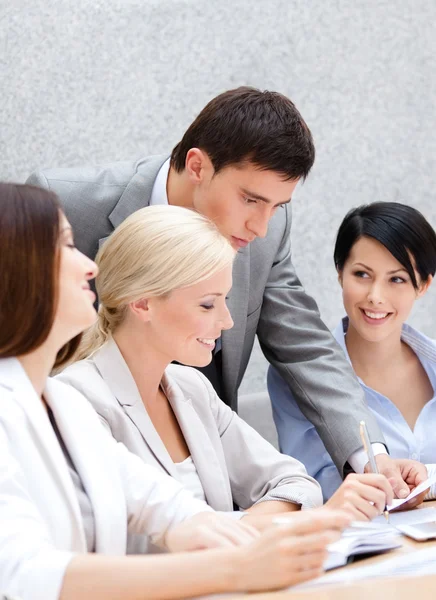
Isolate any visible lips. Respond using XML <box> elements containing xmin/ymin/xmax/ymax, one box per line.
<box><xmin>360</xmin><ymin>308</ymin><xmax>392</xmax><ymax>325</ymax></box>
<box><xmin>231</xmin><ymin>236</ymin><xmax>250</xmax><ymax>249</ymax></box>
<box><xmin>197</xmin><ymin>337</ymin><xmax>216</xmax><ymax>350</ymax></box>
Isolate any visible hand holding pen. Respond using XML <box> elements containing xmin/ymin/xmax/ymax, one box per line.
<box><xmin>360</xmin><ymin>420</ymin><xmax>390</xmax><ymax>522</ymax></box>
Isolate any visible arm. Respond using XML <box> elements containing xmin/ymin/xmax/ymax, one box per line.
<box><xmin>197</xmin><ymin>372</ymin><xmax>323</xmax><ymax>511</ymax></box>
<box><xmin>61</xmin><ymin>510</ymin><xmax>350</xmax><ymax>599</ymax></box>
<box><xmin>257</xmin><ymin>204</ymin><xmax>384</xmax><ymax>475</ymax></box>
<box><xmin>0</xmin><ymin>423</ymin><xmax>349</xmax><ymax>599</ymax></box>
<box><xmin>267</xmin><ymin>364</ymin><xmax>343</xmax><ymax>502</ymax></box>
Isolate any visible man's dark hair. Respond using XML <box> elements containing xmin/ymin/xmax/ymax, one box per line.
<box><xmin>171</xmin><ymin>86</ymin><xmax>315</xmax><ymax>180</ymax></box>
<box><xmin>0</xmin><ymin>183</ymin><xmax>82</xmax><ymax>367</ymax></box>
<box><xmin>334</xmin><ymin>202</ymin><xmax>436</xmax><ymax>288</ymax></box>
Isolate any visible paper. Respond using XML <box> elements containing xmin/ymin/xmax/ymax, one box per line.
<box><xmin>323</xmin><ymin>521</ymin><xmax>401</xmax><ymax>571</ymax></box>
<box><xmin>374</xmin><ymin>506</ymin><xmax>436</xmax><ymax>527</ymax></box>
<box><xmin>296</xmin><ymin>545</ymin><xmax>436</xmax><ymax>590</ymax></box>
<box><xmin>386</xmin><ymin>473</ymin><xmax>436</xmax><ymax>511</ymax></box>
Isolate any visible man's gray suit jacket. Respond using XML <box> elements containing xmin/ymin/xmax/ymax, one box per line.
<box><xmin>28</xmin><ymin>155</ymin><xmax>385</xmax><ymax>474</ymax></box>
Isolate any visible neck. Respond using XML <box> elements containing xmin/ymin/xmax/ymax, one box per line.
<box><xmin>166</xmin><ymin>166</ymin><xmax>195</xmax><ymax>208</ymax></box>
<box><xmin>345</xmin><ymin>321</ymin><xmax>405</xmax><ymax>378</ymax></box>
<box><xmin>18</xmin><ymin>339</ymin><xmax>59</xmax><ymax>398</ymax></box>
<box><xmin>113</xmin><ymin>322</ymin><xmax>169</xmax><ymax>405</ymax></box>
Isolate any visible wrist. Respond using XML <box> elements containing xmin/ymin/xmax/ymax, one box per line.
<box><xmin>214</xmin><ymin>547</ymin><xmax>244</xmax><ymax>593</ymax></box>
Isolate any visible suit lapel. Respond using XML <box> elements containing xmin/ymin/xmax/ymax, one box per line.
<box><xmin>93</xmin><ymin>339</ymin><xmax>177</xmax><ymax>477</ymax></box>
<box><xmin>163</xmin><ymin>373</ymin><xmax>233</xmax><ymax>510</ymax></box>
<box><xmin>0</xmin><ymin>359</ymin><xmax>86</xmax><ymax>549</ymax></box>
<box><xmin>45</xmin><ymin>378</ymin><xmax>126</xmax><ymax>553</ymax></box>
<box><xmin>107</xmin><ymin>155</ymin><xmax>168</xmax><ymax>229</ymax></box>
<box><xmin>221</xmin><ymin>245</ymin><xmax>250</xmax><ymax>402</ymax></box>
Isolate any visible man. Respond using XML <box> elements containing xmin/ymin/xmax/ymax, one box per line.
<box><xmin>28</xmin><ymin>86</ymin><xmax>422</xmax><ymax>497</ymax></box>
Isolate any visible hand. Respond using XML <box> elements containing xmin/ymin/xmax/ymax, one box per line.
<box><xmin>165</xmin><ymin>511</ymin><xmax>260</xmax><ymax>552</ymax></box>
<box><xmin>391</xmin><ymin>459</ymin><xmax>428</xmax><ymax>509</ymax></box>
<box><xmin>368</xmin><ymin>454</ymin><xmax>411</xmax><ymax>500</ymax></box>
<box><xmin>234</xmin><ymin>510</ymin><xmax>351</xmax><ymax>592</ymax></box>
<box><xmin>325</xmin><ymin>473</ymin><xmax>393</xmax><ymax>521</ymax></box>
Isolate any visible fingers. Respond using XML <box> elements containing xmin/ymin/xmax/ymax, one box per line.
<box><xmin>193</xmin><ymin>525</ymin><xmax>236</xmax><ymax>549</ymax></box>
<box><xmin>380</xmin><ymin>468</ymin><xmax>409</xmax><ymax>499</ymax></box>
<box><xmin>279</xmin><ymin>529</ymin><xmax>341</xmax><ymax>552</ymax></box>
<box><xmin>272</xmin><ymin>509</ymin><xmax>351</xmax><ymax>536</ymax></box>
<box><xmin>212</xmin><ymin>520</ymin><xmax>259</xmax><ymax>546</ymax></box>
<box><xmin>396</xmin><ymin>490</ymin><xmax>427</xmax><ymax>511</ymax></box>
<box><xmin>236</xmin><ymin>520</ymin><xmax>261</xmax><ymax>539</ymax></box>
<box><xmin>327</xmin><ymin>473</ymin><xmax>394</xmax><ymax>518</ymax></box>
<box><xmin>341</xmin><ymin>494</ymin><xmax>380</xmax><ymax>521</ymax></box>
<box><xmin>349</xmin><ymin>473</ymin><xmax>394</xmax><ymax>506</ymax></box>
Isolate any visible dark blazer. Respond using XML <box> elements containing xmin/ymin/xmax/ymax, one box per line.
<box><xmin>28</xmin><ymin>155</ymin><xmax>385</xmax><ymax>473</ymax></box>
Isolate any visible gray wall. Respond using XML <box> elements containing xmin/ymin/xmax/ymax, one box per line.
<box><xmin>2</xmin><ymin>0</ymin><xmax>436</xmax><ymax>394</ymax></box>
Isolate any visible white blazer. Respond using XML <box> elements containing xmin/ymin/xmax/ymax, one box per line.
<box><xmin>58</xmin><ymin>339</ymin><xmax>322</xmax><ymax>518</ymax></box>
<box><xmin>0</xmin><ymin>357</ymin><xmax>211</xmax><ymax>600</ymax></box>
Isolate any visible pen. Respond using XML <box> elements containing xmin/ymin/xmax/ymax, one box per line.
<box><xmin>359</xmin><ymin>420</ymin><xmax>390</xmax><ymax>523</ymax></box>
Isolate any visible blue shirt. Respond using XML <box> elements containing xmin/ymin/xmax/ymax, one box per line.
<box><xmin>268</xmin><ymin>318</ymin><xmax>436</xmax><ymax>501</ymax></box>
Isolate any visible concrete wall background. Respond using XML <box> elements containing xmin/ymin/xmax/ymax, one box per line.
<box><xmin>2</xmin><ymin>0</ymin><xmax>436</xmax><ymax>394</ymax></box>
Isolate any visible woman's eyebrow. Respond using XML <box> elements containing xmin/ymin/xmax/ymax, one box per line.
<box><xmin>387</xmin><ymin>268</ymin><xmax>408</xmax><ymax>274</ymax></box>
<box><xmin>199</xmin><ymin>293</ymin><xmax>223</xmax><ymax>298</ymax></box>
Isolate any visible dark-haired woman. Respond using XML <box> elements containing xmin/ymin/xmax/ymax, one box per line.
<box><xmin>269</xmin><ymin>202</ymin><xmax>436</xmax><ymax>501</ymax></box>
<box><xmin>0</xmin><ymin>183</ymin><xmax>349</xmax><ymax>600</ymax></box>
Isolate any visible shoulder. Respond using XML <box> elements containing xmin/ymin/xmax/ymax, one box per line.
<box><xmin>47</xmin><ymin>377</ymin><xmax>105</xmax><ymax>422</ymax></box>
<box><xmin>56</xmin><ymin>359</ymin><xmax>115</xmax><ymax>409</ymax></box>
<box><xmin>28</xmin><ymin>155</ymin><xmax>165</xmax><ymax>189</ymax></box>
<box><xmin>402</xmin><ymin>324</ymin><xmax>436</xmax><ymax>366</ymax></box>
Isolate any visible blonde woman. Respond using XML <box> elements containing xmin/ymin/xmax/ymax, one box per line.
<box><xmin>58</xmin><ymin>205</ymin><xmax>393</xmax><ymax>549</ymax></box>
<box><xmin>0</xmin><ymin>183</ymin><xmax>350</xmax><ymax>599</ymax></box>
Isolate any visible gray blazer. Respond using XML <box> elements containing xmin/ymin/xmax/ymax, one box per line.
<box><xmin>28</xmin><ymin>156</ymin><xmax>384</xmax><ymax>473</ymax></box>
<box><xmin>57</xmin><ymin>339</ymin><xmax>322</xmax><ymax>553</ymax></box>
<box><xmin>57</xmin><ymin>338</ymin><xmax>322</xmax><ymax>512</ymax></box>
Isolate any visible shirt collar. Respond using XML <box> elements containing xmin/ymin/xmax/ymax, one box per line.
<box><xmin>333</xmin><ymin>316</ymin><xmax>436</xmax><ymax>367</ymax></box>
<box><xmin>149</xmin><ymin>158</ymin><xmax>170</xmax><ymax>206</ymax></box>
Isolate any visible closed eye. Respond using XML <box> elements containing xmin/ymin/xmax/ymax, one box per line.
<box><xmin>242</xmin><ymin>195</ymin><xmax>257</xmax><ymax>205</ymax></box>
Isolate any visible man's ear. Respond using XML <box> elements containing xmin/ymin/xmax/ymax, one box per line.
<box><xmin>129</xmin><ymin>298</ymin><xmax>151</xmax><ymax>322</ymax></box>
<box><xmin>185</xmin><ymin>148</ymin><xmax>212</xmax><ymax>184</ymax></box>
<box><xmin>417</xmin><ymin>274</ymin><xmax>433</xmax><ymax>299</ymax></box>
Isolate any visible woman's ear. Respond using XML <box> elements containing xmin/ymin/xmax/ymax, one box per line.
<box><xmin>337</xmin><ymin>269</ymin><xmax>344</xmax><ymax>288</ymax></box>
<box><xmin>129</xmin><ymin>298</ymin><xmax>151</xmax><ymax>322</ymax></box>
<box><xmin>417</xmin><ymin>274</ymin><xmax>433</xmax><ymax>299</ymax></box>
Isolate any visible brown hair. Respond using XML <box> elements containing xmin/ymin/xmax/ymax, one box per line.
<box><xmin>171</xmin><ymin>86</ymin><xmax>315</xmax><ymax>180</ymax></box>
<box><xmin>0</xmin><ymin>183</ymin><xmax>80</xmax><ymax>367</ymax></box>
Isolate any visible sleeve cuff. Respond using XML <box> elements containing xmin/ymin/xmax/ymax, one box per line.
<box><xmin>348</xmin><ymin>444</ymin><xmax>388</xmax><ymax>474</ymax></box>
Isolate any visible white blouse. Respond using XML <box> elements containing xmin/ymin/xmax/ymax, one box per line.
<box><xmin>176</xmin><ymin>456</ymin><xmax>207</xmax><ymax>503</ymax></box>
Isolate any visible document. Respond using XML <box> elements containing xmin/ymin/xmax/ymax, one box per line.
<box><xmin>324</xmin><ymin>521</ymin><xmax>401</xmax><ymax>570</ymax></box>
<box><xmin>298</xmin><ymin>545</ymin><xmax>436</xmax><ymax>590</ymax></box>
<box><xmin>386</xmin><ymin>474</ymin><xmax>436</xmax><ymax>511</ymax></box>
<box><xmin>374</xmin><ymin>506</ymin><xmax>436</xmax><ymax>527</ymax></box>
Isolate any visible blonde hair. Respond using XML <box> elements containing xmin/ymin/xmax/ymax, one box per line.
<box><xmin>75</xmin><ymin>205</ymin><xmax>235</xmax><ymax>361</ymax></box>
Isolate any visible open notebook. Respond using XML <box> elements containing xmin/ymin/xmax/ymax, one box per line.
<box><xmin>324</xmin><ymin>521</ymin><xmax>401</xmax><ymax>570</ymax></box>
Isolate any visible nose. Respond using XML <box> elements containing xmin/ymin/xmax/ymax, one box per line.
<box><xmin>246</xmin><ymin>211</ymin><xmax>270</xmax><ymax>239</ymax></box>
<box><xmin>83</xmin><ymin>252</ymin><xmax>99</xmax><ymax>280</ymax></box>
<box><xmin>219</xmin><ymin>304</ymin><xmax>234</xmax><ymax>332</ymax></box>
<box><xmin>367</xmin><ymin>281</ymin><xmax>384</xmax><ymax>305</ymax></box>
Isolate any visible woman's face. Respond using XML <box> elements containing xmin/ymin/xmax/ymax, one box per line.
<box><xmin>339</xmin><ymin>236</ymin><xmax>429</xmax><ymax>344</ymax></box>
<box><xmin>143</xmin><ymin>264</ymin><xmax>234</xmax><ymax>367</ymax></box>
<box><xmin>54</xmin><ymin>214</ymin><xmax>98</xmax><ymax>341</ymax></box>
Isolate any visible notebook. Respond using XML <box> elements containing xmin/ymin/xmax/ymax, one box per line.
<box><xmin>324</xmin><ymin>521</ymin><xmax>402</xmax><ymax>570</ymax></box>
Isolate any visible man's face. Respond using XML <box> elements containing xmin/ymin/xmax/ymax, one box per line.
<box><xmin>188</xmin><ymin>153</ymin><xmax>299</xmax><ymax>250</ymax></box>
